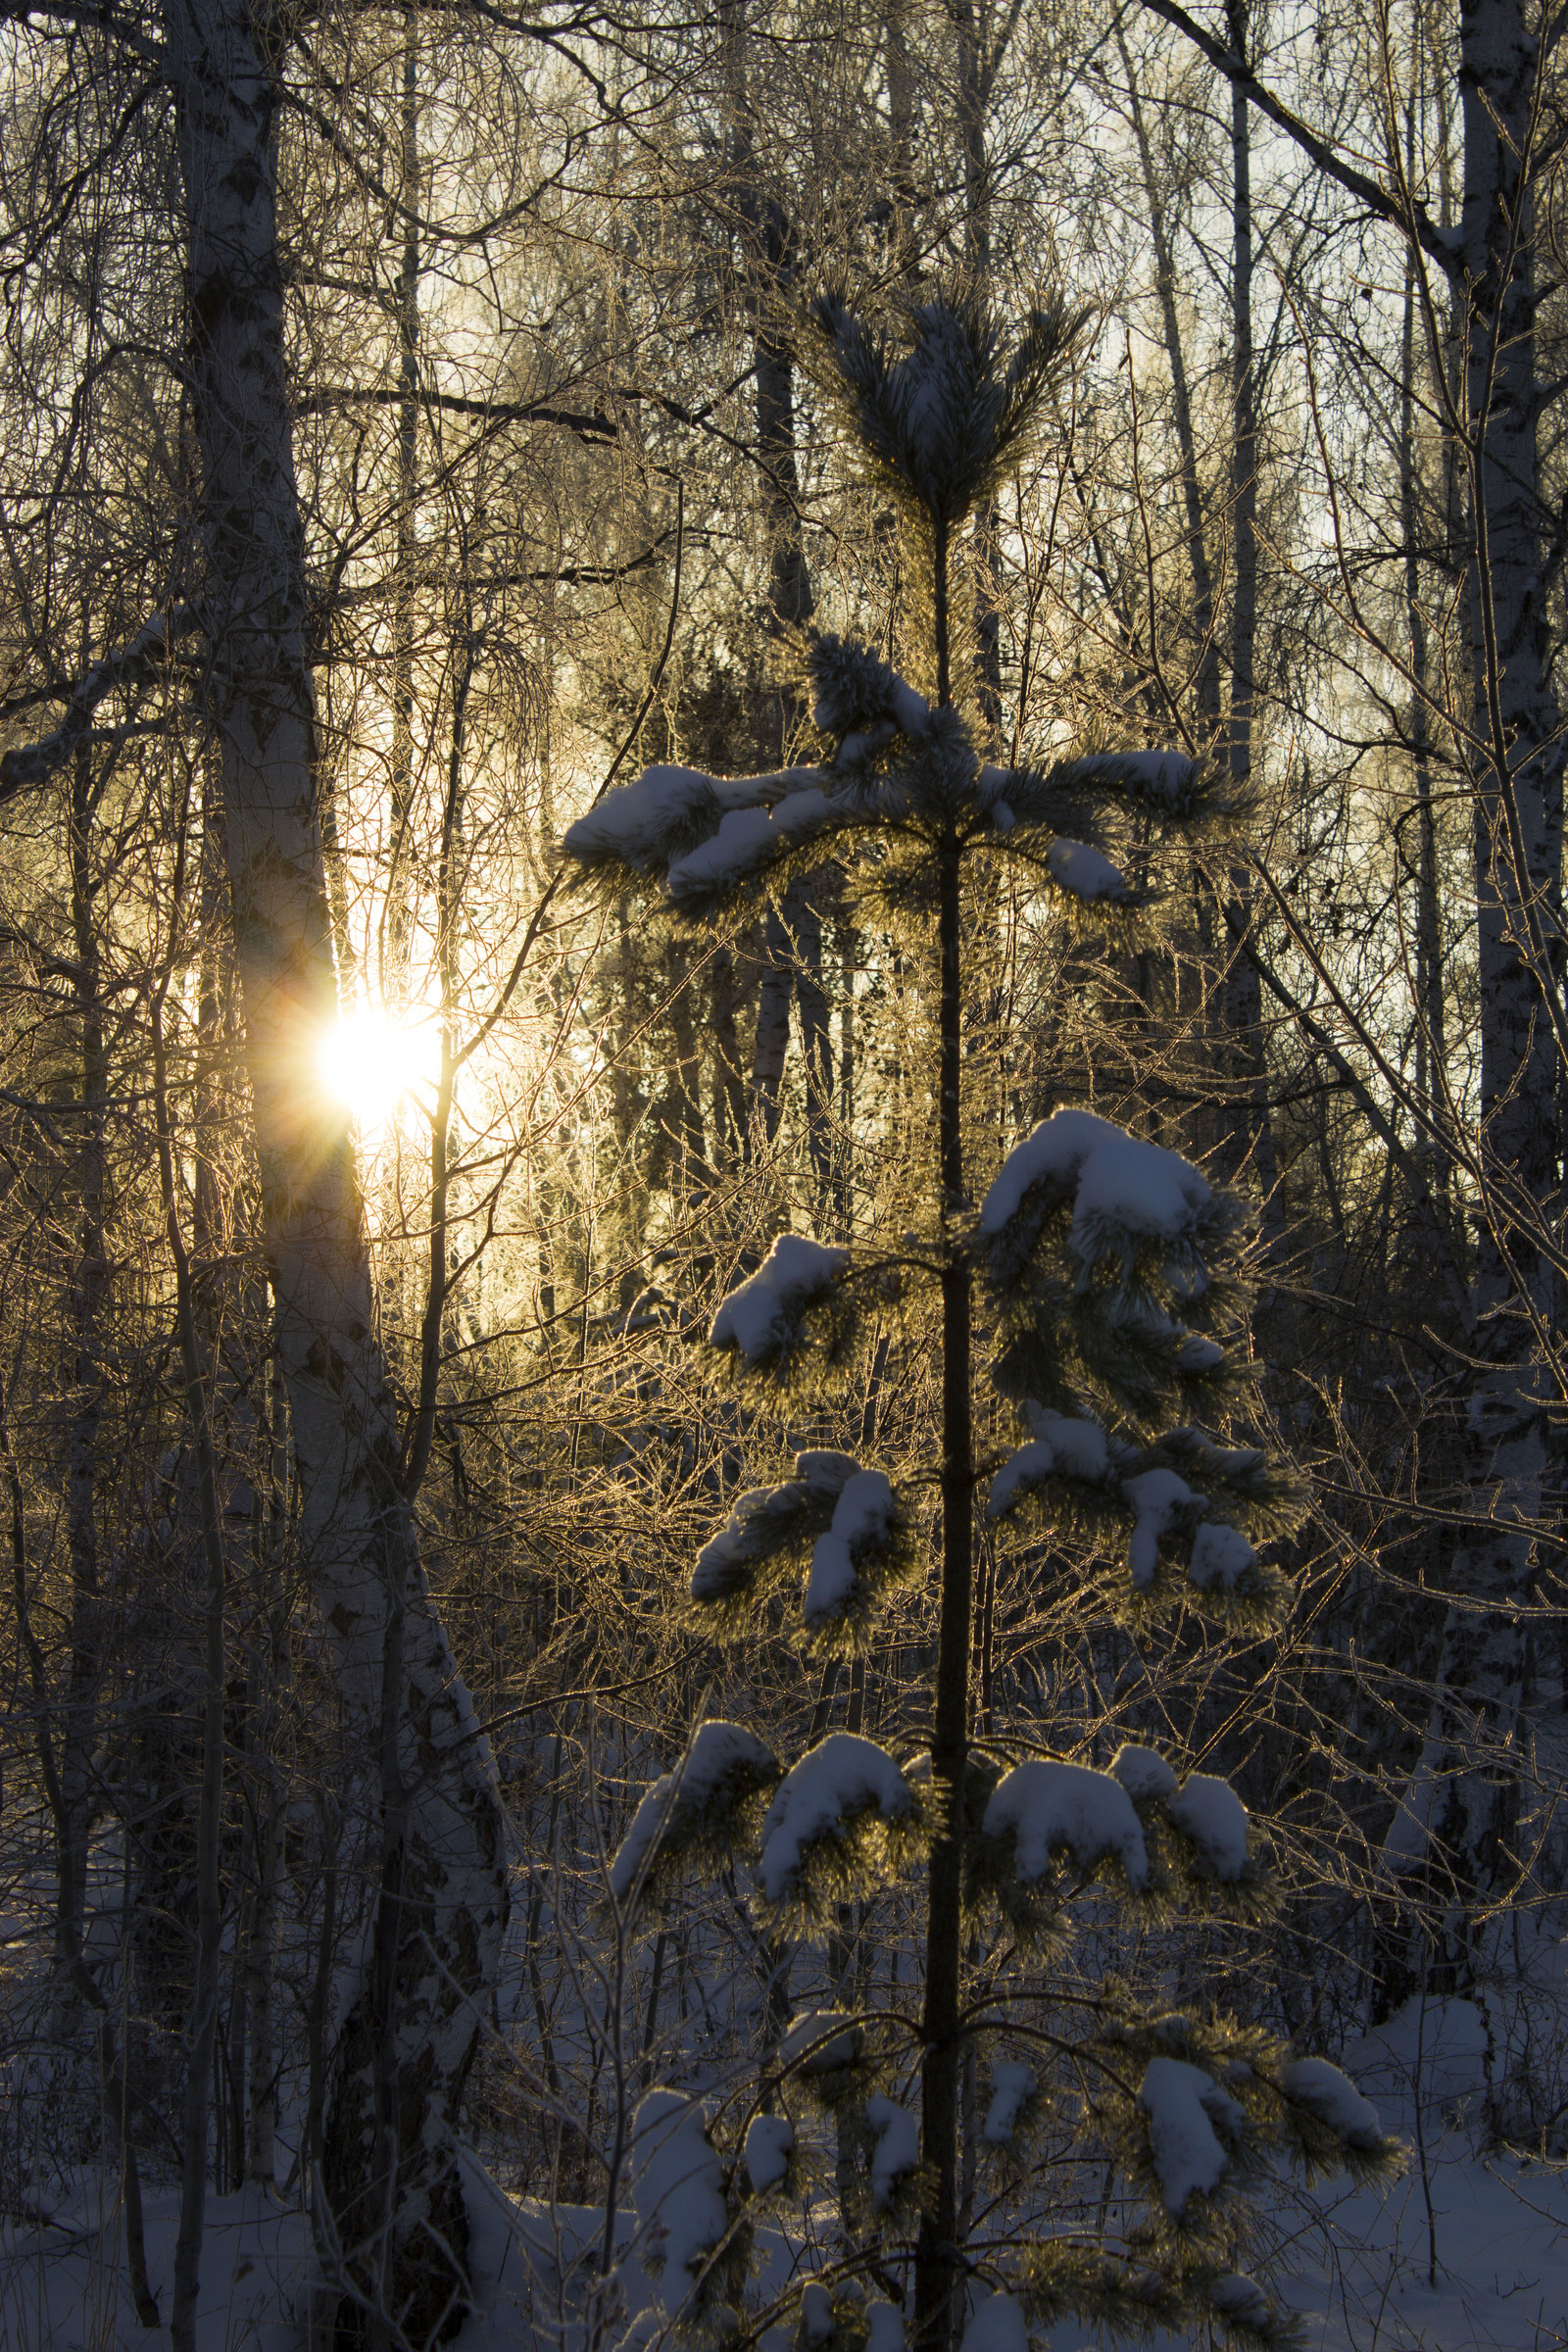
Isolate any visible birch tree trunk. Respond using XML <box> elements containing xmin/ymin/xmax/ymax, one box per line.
<box><xmin>167</xmin><ymin>0</ymin><xmax>507</xmax><ymax>2335</ymax></box>
<box><xmin>1396</xmin><ymin>74</ymin><xmax>1459</xmax><ymax>1285</ymax></box>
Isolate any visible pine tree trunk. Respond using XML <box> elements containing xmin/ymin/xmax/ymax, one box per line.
<box><xmin>913</xmin><ymin>532</ymin><xmax>973</xmax><ymax>2352</ymax></box>
<box><xmin>167</xmin><ymin>0</ymin><xmax>507</xmax><ymax>2335</ymax></box>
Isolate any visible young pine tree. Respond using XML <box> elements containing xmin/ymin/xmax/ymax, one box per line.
<box><xmin>565</xmin><ymin>293</ymin><xmax>1398</xmax><ymax>2352</ymax></box>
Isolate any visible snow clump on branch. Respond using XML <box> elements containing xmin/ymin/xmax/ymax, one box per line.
<box><xmin>1109</xmin><ymin>1744</ymin><xmax>1180</xmax><ymax>1805</ymax></box>
<box><xmin>865</xmin><ymin>2094</ymin><xmax>921</xmax><ymax>2208</ymax></box>
<box><xmin>958</xmin><ymin>2291</ymin><xmax>1030</xmax><ymax>2352</ymax></box>
<box><xmin>1136</xmin><ymin>2057</ymin><xmax>1247</xmax><ymax>2217</ymax></box>
<box><xmin>805</xmin><ymin>1469</ymin><xmax>899</xmax><ymax>1637</ymax></box>
<box><xmin>1045</xmin><ymin>837</ymin><xmax>1132</xmax><ymax>905</ymax></box>
<box><xmin>564</xmin><ymin>761</ymin><xmax>817</xmax><ymax>874</ymax></box>
<box><xmin>981</xmin><ymin>2061</ymin><xmax>1037</xmax><ymax>2147</ymax></box>
<box><xmin>743</xmin><ymin>2114</ymin><xmax>795</xmax><ymax>2193</ymax></box>
<box><xmin>983</xmin><ymin>1758</ymin><xmax>1151</xmax><ymax>1890</ymax></box>
<box><xmin>690</xmin><ymin>1450</ymin><xmax>862</xmax><ymax>1615</ymax></box>
<box><xmin>710</xmin><ymin>1234</ymin><xmax>851</xmax><ymax>1372</ymax></box>
<box><xmin>666</xmin><ymin>787</ymin><xmax>843</xmax><ymax>911</ymax></box>
<box><xmin>987</xmin><ymin>1408</ymin><xmax>1110</xmax><ymax>1516</ymax></box>
<box><xmin>1167</xmin><ymin>1774</ymin><xmax>1251</xmax><ymax>1881</ymax></box>
<box><xmin>980</xmin><ymin>1107</ymin><xmax>1214</xmax><ymax>1262</ymax></box>
<box><xmin>610</xmin><ymin>1720</ymin><xmax>780</xmax><ymax>1907</ymax></box>
<box><xmin>779</xmin><ymin>2009</ymin><xmax>860</xmax><ymax>2078</ymax></box>
<box><xmin>1278</xmin><ymin>2057</ymin><xmax>1384</xmax><ymax>2149</ymax></box>
<box><xmin>757</xmin><ymin>1734</ymin><xmax>917</xmax><ymax>1915</ymax></box>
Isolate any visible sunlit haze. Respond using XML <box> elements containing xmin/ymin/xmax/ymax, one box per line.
<box><xmin>317</xmin><ymin>1003</ymin><xmax>442</xmax><ymax>1131</ymax></box>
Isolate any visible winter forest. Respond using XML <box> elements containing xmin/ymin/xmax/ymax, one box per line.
<box><xmin>3</xmin><ymin>0</ymin><xmax>1567</xmax><ymax>2345</ymax></box>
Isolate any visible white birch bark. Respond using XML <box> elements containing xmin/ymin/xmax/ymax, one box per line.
<box><xmin>166</xmin><ymin>0</ymin><xmax>507</xmax><ymax>2334</ymax></box>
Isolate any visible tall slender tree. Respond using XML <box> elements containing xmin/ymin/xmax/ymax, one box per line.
<box><xmin>567</xmin><ymin>287</ymin><xmax>1396</xmax><ymax>2352</ymax></box>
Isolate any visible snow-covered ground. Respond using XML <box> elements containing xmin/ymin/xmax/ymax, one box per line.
<box><xmin>7</xmin><ymin>2001</ymin><xmax>1567</xmax><ymax>2352</ymax></box>
<box><xmin>0</xmin><ymin>2182</ymin><xmax>306</xmax><ymax>2352</ymax></box>
<box><xmin>1279</xmin><ymin>1994</ymin><xmax>1568</xmax><ymax>2352</ymax></box>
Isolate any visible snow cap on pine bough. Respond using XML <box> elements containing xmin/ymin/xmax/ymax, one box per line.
<box><xmin>630</xmin><ymin>2088</ymin><xmax>755</xmax><ymax>2336</ymax></box>
<box><xmin>631</xmin><ymin>2090</ymin><xmax>727</xmax><ymax>2289</ymax></box>
<box><xmin>709</xmin><ymin>1233</ymin><xmax>857</xmax><ymax>1388</ymax></box>
<box><xmin>980</xmin><ymin>2059</ymin><xmax>1040</xmax><ymax>2152</ymax></box>
<box><xmin>689</xmin><ymin>1447</ymin><xmax>867</xmax><ymax>1624</ymax></box>
<box><xmin>801</xmin><ymin>1466</ymin><xmax>918</xmax><ymax>1653</ymax></box>
<box><xmin>795</xmin><ymin>2282</ymin><xmax>906</xmax><ymax>2352</ymax></box>
<box><xmin>687</xmin><ymin>1441</ymin><xmax>920</xmax><ymax>1667</ymax></box>
<box><xmin>741</xmin><ymin>2111</ymin><xmax>796</xmax><ymax>2196</ymax></box>
<box><xmin>614</xmin><ymin>1722</ymin><xmax>923</xmax><ymax>1931</ymax></box>
<box><xmin>863</xmin><ymin>2091</ymin><xmax>922</xmax><ymax>2213</ymax></box>
<box><xmin>1097</xmin><ymin>2009</ymin><xmax>1401</xmax><ymax>2254</ymax></box>
<box><xmin>778</xmin><ymin>2006</ymin><xmax>862</xmax><ymax>2079</ymax></box>
<box><xmin>611</xmin><ymin>1720</ymin><xmax>782</xmax><ymax>1917</ymax></box>
<box><xmin>562</xmin><ymin>760</ymin><xmax>824</xmax><ymax>876</ymax></box>
<box><xmin>975</xmin><ymin>1105</ymin><xmax>1303</xmax><ymax>1626</ymax></box>
<box><xmin>775</xmin><ymin>2007</ymin><xmax>882</xmax><ymax>2121</ymax></box>
<box><xmin>978</xmin><ymin>1108</ymin><xmax>1252</xmax><ymax>1370</ymax></box>
<box><xmin>967</xmin><ymin>1739</ymin><xmax>1272</xmax><ymax>1941</ymax></box>
<box><xmin>986</xmin><ymin>1407</ymin><xmax>1302</xmax><ymax>1633</ymax></box>
<box><xmin>756</xmin><ymin>1732</ymin><xmax>924</xmax><ymax>1927</ymax></box>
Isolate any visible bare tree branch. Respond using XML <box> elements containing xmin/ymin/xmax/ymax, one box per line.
<box><xmin>0</xmin><ymin>606</ymin><xmax>198</xmax><ymax>796</ymax></box>
<box><xmin>296</xmin><ymin>384</ymin><xmax>616</xmax><ymax>442</ymax></box>
<box><xmin>1137</xmin><ymin>0</ymin><xmax>1453</xmax><ymax>271</ymax></box>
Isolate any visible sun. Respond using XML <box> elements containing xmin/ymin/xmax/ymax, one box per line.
<box><xmin>318</xmin><ymin>1002</ymin><xmax>442</xmax><ymax>1132</ymax></box>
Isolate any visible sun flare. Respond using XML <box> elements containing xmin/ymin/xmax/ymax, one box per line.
<box><xmin>318</xmin><ymin>1003</ymin><xmax>441</xmax><ymax>1131</ymax></box>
